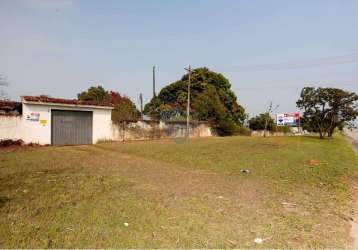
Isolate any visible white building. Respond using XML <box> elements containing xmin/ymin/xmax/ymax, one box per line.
<box><xmin>0</xmin><ymin>96</ymin><xmax>113</xmax><ymax>145</ymax></box>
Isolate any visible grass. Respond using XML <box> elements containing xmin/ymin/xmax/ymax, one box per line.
<box><xmin>0</xmin><ymin>134</ymin><xmax>357</xmax><ymax>248</ymax></box>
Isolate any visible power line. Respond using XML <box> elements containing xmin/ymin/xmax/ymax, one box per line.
<box><xmin>236</xmin><ymin>82</ymin><xmax>358</xmax><ymax>91</ymax></box>
<box><xmin>223</xmin><ymin>52</ymin><xmax>358</xmax><ymax>72</ymax></box>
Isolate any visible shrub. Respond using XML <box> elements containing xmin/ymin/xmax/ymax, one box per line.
<box><xmin>214</xmin><ymin>117</ymin><xmax>237</xmax><ymax>136</ymax></box>
<box><xmin>272</xmin><ymin>125</ymin><xmax>291</xmax><ymax>133</ymax></box>
<box><xmin>249</xmin><ymin>113</ymin><xmax>275</xmax><ymax>131</ymax></box>
<box><xmin>235</xmin><ymin>126</ymin><xmax>252</xmax><ymax>136</ymax></box>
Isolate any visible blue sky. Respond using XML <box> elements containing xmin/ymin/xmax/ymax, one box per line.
<box><xmin>0</xmin><ymin>0</ymin><xmax>357</xmax><ymax>116</ymax></box>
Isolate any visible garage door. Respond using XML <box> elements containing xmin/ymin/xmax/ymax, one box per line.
<box><xmin>51</xmin><ymin>110</ymin><xmax>93</xmax><ymax>145</ymax></box>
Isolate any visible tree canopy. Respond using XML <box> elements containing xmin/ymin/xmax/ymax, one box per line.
<box><xmin>296</xmin><ymin>87</ymin><xmax>358</xmax><ymax>138</ymax></box>
<box><xmin>0</xmin><ymin>74</ymin><xmax>8</xmax><ymax>100</ymax></box>
<box><xmin>78</xmin><ymin>86</ymin><xmax>108</xmax><ymax>103</ymax></box>
<box><xmin>144</xmin><ymin>67</ymin><xmax>246</xmax><ymax>135</ymax></box>
<box><xmin>248</xmin><ymin>113</ymin><xmax>275</xmax><ymax>131</ymax></box>
<box><xmin>78</xmin><ymin>85</ymin><xmax>140</xmax><ymax>122</ymax></box>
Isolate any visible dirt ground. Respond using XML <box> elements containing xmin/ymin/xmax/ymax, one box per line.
<box><xmin>345</xmin><ymin>128</ymin><xmax>358</xmax><ymax>247</ymax></box>
<box><xmin>345</xmin><ymin>128</ymin><xmax>358</xmax><ymax>153</ymax></box>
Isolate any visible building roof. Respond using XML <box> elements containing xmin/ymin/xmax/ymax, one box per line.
<box><xmin>22</xmin><ymin>95</ymin><xmax>114</xmax><ymax>109</ymax></box>
<box><xmin>0</xmin><ymin>100</ymin><xmax>22</xmax><ymax>115</ymax></box>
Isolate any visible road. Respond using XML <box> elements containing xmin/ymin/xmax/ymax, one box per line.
<box><xmin>346</xmin><ymin>128</ymin><xmax>358</xmax><ymax>248</ymax></box>
<box><xmin>345</xmin><ymin>128</ymin><xmax>358</xmax><ymax>153</ymax></box>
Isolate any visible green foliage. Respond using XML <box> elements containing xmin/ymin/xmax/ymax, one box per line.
<box><xmin>296</xmin><ymin>87</ymin><xmax>358</xmax><ymax>138</ymax></box>
<box><xmin>108</xmin><ymin>91</ymin><xmax>141</xmax><ymax>122</ymax></box>
<box><xmin>192</xmin><ymin>86</ymin><xmax>226</xmax><ymax>122</ymax></box>
<box><xmin>78</xmin><ymin>85</ymin><xmax>140</xmax><ymax>122</ymax></box>
<box><xmin>214</xmin><ymin>117</ymin><xmax>238</xmax><ymax>136</ymax></box>
<box><xmin>272</xmin><ymin>125</ymin><xmax>291</xmax><ymax>133</ymax></box>
<box><xmin>235</xmin><ymin>126</ymin><xmax>252</xmax><ymax>136</ymax></box>
<box><xmin>248</xmin><ymin>113</ymin><xmax>275</xmax><ymax>131</ymax></box>
<box><xmin>144</xmin><ymin>67</ymin><xmax>246</xmax><ymax>135</ymax></box>
<box><xmin>78</xmin><ymin>85</ymin><xmax>109</xmax><ymax>102</ymax></box>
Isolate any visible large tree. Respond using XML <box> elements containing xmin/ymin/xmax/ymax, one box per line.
<box><xmin>144</xmin><ymin>67</ymin><xmax>246</xmax><ymax>135</ymax></box>
<box><xmin>78</xmin><ymin>85</ymin><xmax>140</xmax><ymax>122</ymax></box>
<box><xmin>0</xmin><ymin>74</ymin><xmax>8</xmax><ymax>100</ymax></box>
<box><xmin>296</xmin><ymin>87</ymin><xmax>358</xmax><ymax>138</ymax></box>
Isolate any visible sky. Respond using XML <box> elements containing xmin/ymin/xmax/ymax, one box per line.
<box><xmin>0</xmin><ymin>0</ymin><xmax>357</xmax><ymax>116</ymax></box>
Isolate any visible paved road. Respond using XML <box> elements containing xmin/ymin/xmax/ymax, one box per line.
<box><xmin>345</xmin><ymin>128</ymin><xmax>358</xmax><ymax>153</ymax></box>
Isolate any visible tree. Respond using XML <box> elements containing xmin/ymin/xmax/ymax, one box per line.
<box><xmin>78</xmin><ymin>85</ymin><xmax>109</xmax><ymax>103</ymax></box>
<box><xmin>108</xmin><ymin>91</ymin><xmax>140</xmax><ymax>122</ymax></box>
<box><xmin>249</xmin><ymin>113</ymin><xmax>275</xmax><ymax>131</ymax></box>
<box><xmin>78</xmin><ymin>86</ymin><xmax>140</xmax><ymax>122</ymax></box>
<box><xmin>263</xmin><ymin>101</ymin><xmax>279</xmax><ymax>137</ymax></box>
<box><xmin>296</xmin><ymin>87</ymin><xmax>358</xmax><ymax>139</ymax></box>
<box><xmin>144</xmin><ymin>67</ymin><xmax>246</xmax><ymax>135</ymax></box>
<box><xmin>0</xmin><ymin>74</ymin><xmax>8</xmax><ymax>100</ymax></box>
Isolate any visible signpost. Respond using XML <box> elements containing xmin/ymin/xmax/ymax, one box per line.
<box><xmin>276</xmin><ymin>112</ymin><xmax>300</xmax><ymax>127</ymax></box>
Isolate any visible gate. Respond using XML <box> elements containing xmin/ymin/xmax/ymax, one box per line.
<box><xmin>51</xmin><ymin>110</ymin><xmax>93</xmax><ymax>145</ymax></box>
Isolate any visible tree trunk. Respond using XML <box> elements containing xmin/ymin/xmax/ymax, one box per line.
<box><xmin>327</xmin><ymin>125</ymin><xmax>335</xmax><ymax>137</ymax></box>
<box><xmin>263</xmin><ymin>120</ymin><xmax>268</xmax><ymax>137</ymax></box>
<box><xmin>319</xmin><ymin>129</ymin><xmax>324</xmax><ymax>139</ymax></box>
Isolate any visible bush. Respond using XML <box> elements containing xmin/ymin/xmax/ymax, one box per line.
<box><xmin>214</xmin><ymin>118</ymin><xmax>237</xmax><ymax>136</ymax></box>
<box><xmin>235</xmin><ymin>126</ymin><xmax>252</xmax><ymax>136</ymax></box>
<box><xmin>249</xmin><ymin>113</ymin><xmax>275</xmax><ymax>131</ymax></box>
<box><xmin>272</xmin><ymin>125</ymin><xmax>291</xmax><ymax>133</ymax></box>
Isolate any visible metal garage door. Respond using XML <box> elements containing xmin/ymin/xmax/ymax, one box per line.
<box><xmin>51</xmin><ymin>110</ymin><xmax>93</xmax><ymax>145</ymax></box>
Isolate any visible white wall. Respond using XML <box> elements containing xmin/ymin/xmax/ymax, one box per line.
<box><xmin>22</xmin><ymin>103</ymin><xmax>52</xmax><ymax>144</ymax></box>
<box><xmin>92</xmin><ymin>108</ymin><xmax>112</xmax><ymax>143</ymax></box>
<box><xmin>20</xmin><ymin>103</ymin><xmax>112</xmax><ymax>144</ymax></box>
<box><xmin>0</xmin><ymin>115</ymin><xmax>22</xmax><ymax>140</ymax></box>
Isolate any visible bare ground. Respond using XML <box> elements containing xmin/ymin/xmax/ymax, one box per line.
<box><xmin>345</xmin><ymin>128</ymin><xmax>358</xmax><ymax>153</ymax></box>
<box><xmin>345</xmin><ymin>129</ymin><xmax>358</xmax><ymax>248</ymax></box>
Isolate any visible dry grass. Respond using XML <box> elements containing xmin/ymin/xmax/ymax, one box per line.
<box><xmin>0</xmin><ymin>135</ymin><xmax>357</xmax><ymax>248</ymax></box>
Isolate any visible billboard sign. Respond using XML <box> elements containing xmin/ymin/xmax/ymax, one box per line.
<box><xmin>277</xmin><ymin>112</ymin><xmax>300</xmax><ymax>126</ymax></box>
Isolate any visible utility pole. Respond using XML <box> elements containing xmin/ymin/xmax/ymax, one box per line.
<box><xmin>139</xmin><ymin>93</ymin><xmax>143</xmax><ymax>119</ymax></box>
<box><xmin>152</xmin><ymin>66</ymin><xmax>156</xmax><ymax>98</ymax></box>
<box><xmin>184</xmin><ymin>65</ymin><xmax>192</xmax><ymax>139</ymax></box>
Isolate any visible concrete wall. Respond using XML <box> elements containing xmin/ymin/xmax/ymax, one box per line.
<box><xmin>0</xmin><ymin>115</ymin><xmax>22</xmax><ymax>140</ymax></box>
<box><xmin>251</xmin><ymin>128</ymin><xmax>304</xmax><ymax>137</ymax></box>
<box><xmin>111</xmin><ymin>120</ymin><xmax>212</xmax><ymax>141</ymax></box>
